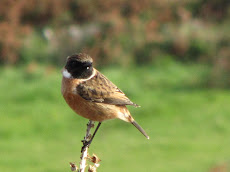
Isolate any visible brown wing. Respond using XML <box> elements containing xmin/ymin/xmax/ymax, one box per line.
<box><xmin>76</xmin><ymin>70</ymin><xmax>139</xmax><ymax>107</ymax></box>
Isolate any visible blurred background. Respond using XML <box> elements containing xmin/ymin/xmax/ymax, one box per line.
<box><xmin>0</xmin><ymin>0</ymin><xmax>230</xmax><ymax>171</ymax></box>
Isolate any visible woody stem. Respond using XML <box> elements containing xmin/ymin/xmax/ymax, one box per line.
<box><xmin>79</xmin><ymin>120</ymin><xmax>94</xmax><ymax>172</ymax></box>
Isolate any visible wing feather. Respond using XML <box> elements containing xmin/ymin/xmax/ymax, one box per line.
<box><xmin>76</xmin><ymin>70</ymin><xmax>139</xmax><ymax>107</ymax></box>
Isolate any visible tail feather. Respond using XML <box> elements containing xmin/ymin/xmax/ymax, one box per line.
<box><xmin>132</xmin><ymin>121</ymin><xmax>149</xmax><ymax>139</ymax></box>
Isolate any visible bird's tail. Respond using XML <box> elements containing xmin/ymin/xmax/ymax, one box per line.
<box><xmin>132</xmin><ymin>120</ymin><xmax>149</xmax><ymax>139</ymax></box>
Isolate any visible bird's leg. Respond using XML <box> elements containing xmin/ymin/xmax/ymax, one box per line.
<box><xmin>87</xmin><ymin>122</ymin><xmax>102</xmax><ymax>146</ymax></box>
<box><xmin>81</xmin><ymin>122</ymin><xmax>102</xmax><ymax>152</ymax></box>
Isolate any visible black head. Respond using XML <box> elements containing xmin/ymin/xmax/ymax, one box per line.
<box><xmin>65</xmin><ymin>53</ymin><xmax>93</xmax><ymax>79</ymax></box>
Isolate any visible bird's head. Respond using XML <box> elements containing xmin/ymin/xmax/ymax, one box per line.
<box><xmin>63</xmin><ymin>53</ymin><xmax>94</xmax><ymax>79</ymax></box>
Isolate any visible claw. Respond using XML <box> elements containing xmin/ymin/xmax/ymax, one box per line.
<box><xmin>81</xmin><ymin>140</ymin><xmax>92</xmax><ymax>153</ymax></box>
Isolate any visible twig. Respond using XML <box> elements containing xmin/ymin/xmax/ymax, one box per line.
<box><xmin>70</xmin><ymin>120</ymin><xmax>100</xmax><ymax>172</ymax></box>
<box><xmin>79</xmin><ymin>120</ymin><xmax>94</xmax><ymax>172</ymax></box>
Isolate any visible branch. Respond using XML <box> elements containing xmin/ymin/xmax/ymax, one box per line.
<box><xmin>80</xmin><ymin>120</ymin><xmax>94</xmax><ymax>172</ymax></box>
<box><xmin>70</xmin><ymin>120</ymin><xmax>100</xmax><ymax>172</ymax></box>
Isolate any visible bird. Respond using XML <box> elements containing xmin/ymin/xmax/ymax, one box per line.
<box><xmin>61</xmin><ymin>53</ymin><xmax>149</xmax><ymax>146</ymax></box>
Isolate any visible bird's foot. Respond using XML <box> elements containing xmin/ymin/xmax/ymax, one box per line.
<box><xmin>81</xmin><ymin>139</ymin><xmax>92</xmax><ymax>153</ymax></box>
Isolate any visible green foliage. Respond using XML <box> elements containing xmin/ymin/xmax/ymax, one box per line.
<box><xmin>20</xmin><ymin>32</ymin><xmax>50</xmax><ymax>64</ymax></box>
<box><xmin>1</xmin><ymin>65</ymin><xmax>230</xmax><ymax>171</ymax></box>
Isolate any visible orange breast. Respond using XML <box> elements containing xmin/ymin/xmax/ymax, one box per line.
<box><xmin>61</xmin><ymin>77</ymin><xmax>131</xmax><ymax>122</ymax></box>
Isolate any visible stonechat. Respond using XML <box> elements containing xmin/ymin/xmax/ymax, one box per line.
<box><xmin>61</xmin><ymin>53</ymin><xmax>149</xmax><ymax>140</ymax></box>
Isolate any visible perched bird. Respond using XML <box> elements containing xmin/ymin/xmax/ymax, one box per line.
<box><xmin>61</xmin><ymin>53</ymin><xmax>149</xmax><ymax>143</ymax></box>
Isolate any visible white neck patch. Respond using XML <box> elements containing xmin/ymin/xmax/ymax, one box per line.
<box><xmin>62</xmin><ymin>69</ymin><xmax>72</xmax><ymax>78</ymax></box>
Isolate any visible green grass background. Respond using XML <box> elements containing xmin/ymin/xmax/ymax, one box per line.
<box><xmin>1</xmin><ymin>63</ymin><xmax>230</xmax><ymax>172</ymax></box>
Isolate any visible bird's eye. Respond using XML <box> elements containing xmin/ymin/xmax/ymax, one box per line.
<box><xmin>86</xmin><ymin>67</ymin><xmax>90</xmax><ymax>70</ymax></box>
